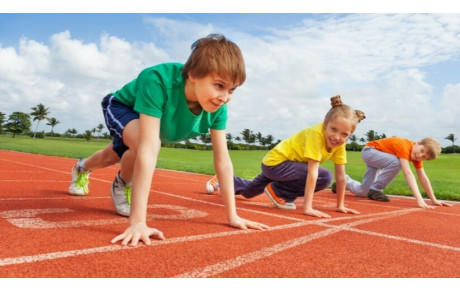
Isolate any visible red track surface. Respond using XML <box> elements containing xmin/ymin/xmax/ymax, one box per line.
<box><xmin>0</xmin><ymin>149</ymin><xmax>459</xmax><ymax>278</ymax></box>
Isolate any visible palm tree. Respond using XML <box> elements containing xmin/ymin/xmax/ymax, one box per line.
<box><xmin>365</xmin><ymin>130</ymin><xmax>378</xmax><ymax>142</ymax></box>
<box><xmin>445</xmin><ymin>133</ymin><xmax>457</xmax><ymax>153</ymax></box>
<box><xmin>0</xmin><ymin>112</ymin><xmax>5</xmax><ymax>134</ymax></box>
<box><xmin>226</xmin><ymin>133</ymin><xmax>233</xmax><ymax>143</ymax></box>
<box><xmin>241</xmin><ymin>129</ymin><xmax>255</xmax><ymax>145</ymax></box>
<box><xmin>83</xmin><ymin>130</ymin><xmax>93</xmax><ymax>142</ymax></box>
<box><xmin>264</xmin><ymin>134</ymin><xmax>275</xmax><ymax>148</ymax></box>
<box><xmin>348</xmin><ymin>134</ymin><xmax>358</xmax><ymax>151</ymax></box>
<box><xmin>46</xmin><ymin>117</ymin><xmax>60</xmax><ymax>138</ymax></box>
<box><xmin>199</xmin><ymin>133</ymin><xmax>211</xmax><ymax>146</ymax></box>
<box><xmin>256</xmin><ymin>132</ymin><xmax>263</xmax><ymax>146</ymax></box>
<box><xmin>96</xmin><ymin>123</ymin><xmax>105</xmax><ymax>138</ymax></box>
<box><xmin>30</xmin><ymin>103</ymin><xmax>50</xmax><ymax>138</ymax></box>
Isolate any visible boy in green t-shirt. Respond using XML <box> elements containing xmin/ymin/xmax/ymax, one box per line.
<box><xmin>68</xmin><ymin>34</ymin><xmax>269</xmax><ymax>246</ymax></box>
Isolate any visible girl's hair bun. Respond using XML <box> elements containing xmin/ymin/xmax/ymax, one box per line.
<box><xmin>330</xmin><ymin>95</ymin><xmax>343</xmax><ymax>107</ymax></box>
<box><xmin>355</xmin><ymin>110</ymin><xmax>366</xmax><ymax>122</ymax></box>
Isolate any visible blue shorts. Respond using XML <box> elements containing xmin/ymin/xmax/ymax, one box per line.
<box><xmin>101</xmin><ymin>94</ymin><xmax>139</xmax><ymax>157</ymax></box>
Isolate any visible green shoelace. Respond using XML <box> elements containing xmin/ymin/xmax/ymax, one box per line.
<box><xmin>75</xmin><ymin>172</ymin><xmax>90</xmax><ymax>195</ymax></box>
<box><xmin>124</xmin><ymin>186</ymin><xmax>132</xmax><ymax>205</ymax></box>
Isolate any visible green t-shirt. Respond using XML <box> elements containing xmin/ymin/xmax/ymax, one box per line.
<box><xmin>113</xmin><ymin>63</ymin><xmax>227</xmax><ymax>144</ymax></box>
<box><xmin>262</xmin><ymin>122</ymin><xmax>347</xmax><ymax>166</ymax></box>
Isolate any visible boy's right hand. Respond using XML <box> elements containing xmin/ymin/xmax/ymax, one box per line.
<box><xmin>111</xmin><ymin>222</ymin><xmax>165</xmax><ymax>246</ymax></box>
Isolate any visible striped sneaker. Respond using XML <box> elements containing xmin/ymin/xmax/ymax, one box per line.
<box><xmin>206</xmin><ymin>175</ymin><xmax>219</xmax><ymax>194</ymax></box>
<box><xmin>111</xmin><ymin>172</ymin><xmax>131</xmax><ymax>217</ymax></box>
<box><xmin>68</xmin><ymin>159</ymin><xmax>91</xmax><ymax>195</ymax></box>
<box><xmin>264</xmin><ymin>183</ymin><xmax>296</xmax><ymax>210</ymax></box>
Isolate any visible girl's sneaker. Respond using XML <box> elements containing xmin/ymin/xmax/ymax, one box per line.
<box><xmin>111</xmin><ymin>172</ymin><xmax>131</xmax><ymax>216</ymax></box>
<box><xmin>264</xmin><ymin>183</ymin><xmax>296</xmax><ymax>210</ymax></box>
<box><xmin>68</xmin><ymin>159</ymin><xmax>91</xmax><ymax>195</ymax></box>
<box><xmin>206</xmin><ymin>175</ymin><xmax>219</xmax><ymax>194</ymax></box>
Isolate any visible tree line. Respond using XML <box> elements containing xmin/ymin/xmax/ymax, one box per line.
<box><xmin>0</xmin><ymin>104</ymin><xmax>107</xmax><ymax>141</ymax></box>
<box><xmin>0</xmin><ymin>103</ymin><xmax>458</xmax><ymax>153</ymax></box>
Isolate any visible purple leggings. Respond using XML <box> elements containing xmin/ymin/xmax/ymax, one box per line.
<box><xmin>234</xmin><ymin>161</ymin><xmax>333</xmax><ymax>202</ymax></box>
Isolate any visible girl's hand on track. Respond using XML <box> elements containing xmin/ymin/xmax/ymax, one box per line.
<box><xmin>337</xmin><ymin>206</ymin><xmax>360</xmax><ymax>215</ymax></box>
<box><xmin>229</xmin><ymin>216</ymin><xmax>270</xmax><ymax>231</ymax></box>
<box><xmin>304</xmin><ymin>208</ymin><xmax>331</xmax><ymax>218</ymax></box>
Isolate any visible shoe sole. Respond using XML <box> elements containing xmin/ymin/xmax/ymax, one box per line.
<box><xmin>68</xmin><ymin>189</ymin><xmax>87</xmax><ymax>196</ymax></box>
<box><xmin>264</xmin><ymin>188</ymin><xmax>296</xmax><ymax>210</ymax></box>
<box><xmin>368</xmin><ymin>195</ymin><xmax>390</xmax><ymax>202</ymax></box>
<box><xmin>205</xmin><ymin>181</ymin><xmax>215</xmax><ymax>194</ymax></box>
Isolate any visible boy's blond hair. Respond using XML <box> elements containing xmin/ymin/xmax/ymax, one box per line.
<box><xmin>324</xmin><ymin>95</ymin><xmax>366</xmax><ymax>132</ymax></box>
<box><xmin>182</xmin><ymin>34</ymin><xmax>246</xmax><ymax>86</ymax></box>
<box><xmin>419</xmin><ymin>138</ymin><xmax>441</xmax><ymax>160</ymax></box>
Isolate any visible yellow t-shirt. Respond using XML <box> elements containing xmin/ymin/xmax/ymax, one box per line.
<box><xmin>262</xmin><ymin>122</ymin><xmax>347</xmax><ymax>166</ymax></box>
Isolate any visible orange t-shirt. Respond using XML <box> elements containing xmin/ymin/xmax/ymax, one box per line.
<box><xmin>366</xmin><ymin>137</ymin><xmax>423</xmax><ymax>169</ymax></box>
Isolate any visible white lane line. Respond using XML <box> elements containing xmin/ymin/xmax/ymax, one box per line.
<box><xmin>175</xmin><ymin>227</ymin><xmax>343</xmax><ymax>278</ymax></box>
<box><xmin>338</xmin><ymin>227</ymin><xmax>460</xmax><ymax>251</ymax></box>
<box><xmin>174</xmin><ymin>208</ymin><xmax>460</xmax><ymax>278</ymax></box>
<box><xmin>0</xmin><ymin>220</ymin><xmax>311</xmax><ymax>267</ymax></box>
<box><xmin>1</xmin><ymin>154</ymin><xmax>459</xmax><ymax>272</ymax></box>
<box><xmin>3</xmin><ymin>207</ymin><xmax>457</xmax><ymax>273</ymax></box>
<box><xmin>0</xmin><ymin>209</ymin><xmax>414</xmax><ymax>267</ymax></box>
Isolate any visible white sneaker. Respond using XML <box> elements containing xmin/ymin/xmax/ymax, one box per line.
<box><xmin>206</xmin><ymin>175</ymin><xmax>219</xmax><ymax>194</ymax></box>
<box><xmin>111</xmin><ymin>172</ymin><xmax>131</xmax><ymax>217</ymax></box>
<box><xmin>68</xmin><ymin>159</ymin><xmax>91</xmax><ymax>195</ymax></box>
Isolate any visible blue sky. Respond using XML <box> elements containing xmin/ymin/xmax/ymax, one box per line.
<box><xmin>0</xmin><ymin>13</ymin><xmax>328</xmax><ymax>46</ymax></box>
<box><xmin>1</xmin><ymin>10</ymin><xmax>459</xmax><ymax>147</ymax></box>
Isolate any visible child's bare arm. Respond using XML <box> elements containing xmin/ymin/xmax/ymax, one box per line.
<box><xmin>416</xmin><ymin>168</ymin><xmax>452</xmax><ymax>207</ymax></box>
<box><xmin>303</xmin><ymin>159</ymin><xmax>330</xmax><ymax>218</ymax></box>
<box><xmin>400</xmin><ymin>159</ymin><xmax>434</xmax><ymax>209</ymax></box>
<box><xmin>335</xmin><ymin>164</ymin><xmax>359</xmax><ymax>215</ymax></box>
<box><xmin>210</xmin><ymin>129</ymin><xmax>269</xmax><ymax>230</ymax></box>
<box><xmin>111</xmin><ymin>114</ymin><xmax>165</xmax><ymax>246</ymax></box>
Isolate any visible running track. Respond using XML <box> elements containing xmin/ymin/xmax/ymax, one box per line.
<box><xmin>0</xmin><ymin>149</ymin><xmax>459</xmax><ymax>278</ymax></box>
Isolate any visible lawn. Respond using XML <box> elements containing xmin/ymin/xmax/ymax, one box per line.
<box><xmin>1</xmin><ymin>134</ymin><xmax>458</xmax><ymax>201</ymax></box>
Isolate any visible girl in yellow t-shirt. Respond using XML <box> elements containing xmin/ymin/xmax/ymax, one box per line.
<box><xmin>207</xmin><ymin>95</ymin><xmax>366</xmax><ymax>218</ymax></box>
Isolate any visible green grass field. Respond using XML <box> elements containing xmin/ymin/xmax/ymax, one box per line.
<box><xmin>1</xmin><ymin>134</ymin><xmax>458</xmax><ymax>201</ymax></box>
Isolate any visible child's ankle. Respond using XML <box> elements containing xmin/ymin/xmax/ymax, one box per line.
<box><xmin>78</xmin><ymin>159</ymin><xmax>90</xmax><ymax>173</ymax></box>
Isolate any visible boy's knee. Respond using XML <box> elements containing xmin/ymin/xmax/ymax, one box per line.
<box><xmin>388</xmin><ymin>159</ymin><xmax>401</xmax><ymax>170</ymax></box>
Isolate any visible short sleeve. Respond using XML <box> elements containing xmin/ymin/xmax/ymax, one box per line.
<box><xmin>132</xmin><ymin>70</ymin><xmax>165</xmax><ymax>118</ymax></box>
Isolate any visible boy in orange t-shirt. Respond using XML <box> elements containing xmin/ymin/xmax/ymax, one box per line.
<box><xmin>344</xmin><ymin>137</ymin><xmax>451</xmax><ymax>208</ymax></box>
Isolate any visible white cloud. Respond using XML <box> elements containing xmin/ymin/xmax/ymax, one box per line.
<box><xmin>1</xmin><ymin>14</ymin><xmax>459</xmax><ymax>147</ymax></box>
<box><xmin>0</xmin><ymin>30</ymin><xmax>170</xmax><ymax>135</ymax></box>
<box><xmin>224</xmin><ymin>14</ymin><xmax>460</xmax><ymax>146</ymax></box>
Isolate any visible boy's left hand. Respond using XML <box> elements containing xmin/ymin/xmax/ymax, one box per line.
<box><xmin>337</xmin><ymin>206</ymin><xmax>360</xmax><ymax>215</ymax></box>
<box><xmin>229</xmin><ymin>216</ymin><xmax>269</xmax><ymax>231</ymax></box>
